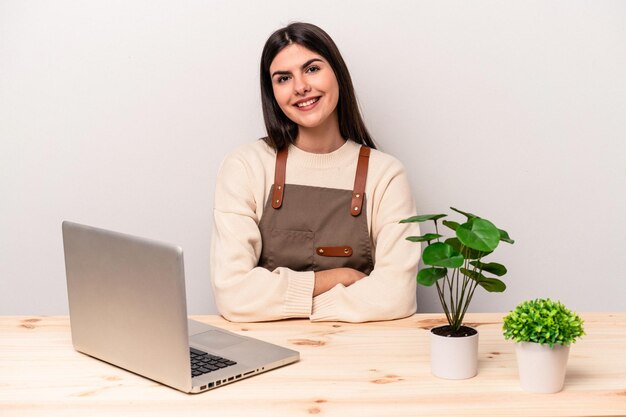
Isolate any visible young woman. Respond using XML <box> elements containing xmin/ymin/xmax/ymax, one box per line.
<box><xmin>210</xmin><ymin>22</ymin><xmax>419</xmax><ymax>322</ymax></box>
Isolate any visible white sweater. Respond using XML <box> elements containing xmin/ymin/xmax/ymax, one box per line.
<box><xmin>210</xmin><ymin>139</ymin><xmax>420</xmax><ymax>322</ymax></box>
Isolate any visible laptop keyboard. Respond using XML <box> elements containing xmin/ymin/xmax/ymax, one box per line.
<box><xmin>190</xmin><ymin>347</ymin><xmax>237</xmax><ymax>377</ymax></box>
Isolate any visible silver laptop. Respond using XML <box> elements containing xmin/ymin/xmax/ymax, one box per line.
<box><xmin>62</xmin><ymin>221</ymin><xmax>299</xmax><ymax>393</ymax></box>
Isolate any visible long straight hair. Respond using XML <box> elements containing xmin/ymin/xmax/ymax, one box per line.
<box><xmin>260</xmin><ymin>23</ymin><xmax>376</xmax><ymax>151</ymax></box>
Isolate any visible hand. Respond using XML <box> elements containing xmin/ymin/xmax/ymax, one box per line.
<box><xmin>313</xmin><ymin>268</ymin><xmax>367</xmax><ymax>297</ymax></box>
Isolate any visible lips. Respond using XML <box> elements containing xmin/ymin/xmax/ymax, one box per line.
<box><xmin>293</xmin><ymin>96</ymin><xmax>320</xmax><ymax>110</ymax></box>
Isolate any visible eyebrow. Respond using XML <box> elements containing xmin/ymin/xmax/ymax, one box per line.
<box><xmin>271</xmin><ymin>58</ymin><xmax>324</xmax><ymax>78</ymax></box>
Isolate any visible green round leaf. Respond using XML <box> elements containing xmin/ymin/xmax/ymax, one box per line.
<box><xmin>400</xmin><ymin>214</ymin><xmax>447</xmax><ymax>223</ymax></box>
<box><xmin>422</xmin><ymin>242</ymin><xmax>464</xmax><ymax>268</ymax></box>
<box><xmin>442</xmin><ymin>220</ymin><xmax>460</xmax><ymax>231</ymax></box>
<box><xmin>450</xmin><ymin>207</ymin><xmax>478</xmax><ymax>219</ymax></box>
<box><xmin>499</xmin><ymin>228</ymin><xmax>515</xmax><ymax>244</ymax></box>
<box><xmin>469</xmin><ymin>261</ymin><xmax>508</xmax><ymax>276</ymax></box>
<box><xmin>445</xmin><ymin>238</ymin><xmax>491</xmax><ymax>260</ymax></box>
<box><xmin>461</xmin><ymin>268</ymin><xmax>506</xmax><ymax>292</ymax></box>
<box><xmin>456</xmin><ymin>218</ymin><xmax>501</xmax><ymax>252</ymax></box>
<box><xmin>460</xmin><ymin>267</ymin><xmax>484</xmax><ymax>281</ymax></box>
<box><xmin>477</xmin><ymin>277</ymin><xmax>506</xmax><ymax>292</ymax></box>
<box><xmin>405</xmin><ymin>233</ymin><xmax>442</xmax><ymax>243</ymax></box>
<box><xmin>417</xmin><ymin>267</ymin><xmax>447</xmax><ymax>286</ymax></box>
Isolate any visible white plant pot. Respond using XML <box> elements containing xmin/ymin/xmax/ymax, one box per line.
<box><xmin>429</xmin><ymin>326</ymin><xmax>479</xmax><ymax>380</ymax></box>
<box><xmin>514</xmin><ymin>342</ymin><xmax>570</xmax><ymax>393</ymax></box>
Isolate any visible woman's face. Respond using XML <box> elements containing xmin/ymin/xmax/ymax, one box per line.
<box><xmin>269</xmin><ymin>44</ymin><xmax>339</xmax><ymax>131</ymax></box>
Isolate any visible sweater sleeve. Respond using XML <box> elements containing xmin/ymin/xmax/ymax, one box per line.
<box><xmin>310</xmin><ymin>160</ymin><xmax>420</xmax><ymax>322</ymax></box>
<box><xmin>210</xmin><ymin>152</ymin><xmax>315</xmax><ymax>322</ymax></box>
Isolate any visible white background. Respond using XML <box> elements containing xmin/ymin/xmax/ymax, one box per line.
<box><xmin>1</xmin><ymin>0</ymin><xmax>625</xmax><ymax>315</ymax></box>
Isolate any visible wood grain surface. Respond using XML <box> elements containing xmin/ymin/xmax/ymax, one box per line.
<box><xmin>1</xmin><ymin>313</ymin><xmax>625</xmax><ymax>417</ymax></box>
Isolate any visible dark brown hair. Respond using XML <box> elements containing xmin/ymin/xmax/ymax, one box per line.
<box><xmin>260</xmin><ymin>22</ymin><xmax>376</xmax><ymax>150</ymax></box>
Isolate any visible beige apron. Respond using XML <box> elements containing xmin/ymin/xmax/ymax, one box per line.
<box><xmin>258</xmin><ymin>145</ymin><xmax>374</xmax><ymax>275</ymax></box>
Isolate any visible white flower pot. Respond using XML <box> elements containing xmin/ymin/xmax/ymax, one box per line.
<box><xmin>429</xmin><ymin>326</ymin><xmax>479</xmax><ymax>380</ymax></box>
<box><xmin>514</xmin><ymin>342</ymin><xmax>570</xmax><ymax>393</ymax></box>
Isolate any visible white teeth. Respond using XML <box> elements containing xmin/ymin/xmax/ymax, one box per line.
<box><xmin>296</xmin><ymin>98</ymin><xmax>318</xmax><ymax>107</ymax></box>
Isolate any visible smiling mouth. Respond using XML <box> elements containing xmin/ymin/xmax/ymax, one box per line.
<box><xmin>295</xmin><ymin>97</ymin><xmax>320</xmax><ymax>108</ymax></box>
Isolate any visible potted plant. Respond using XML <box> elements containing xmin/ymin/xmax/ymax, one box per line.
<box><xmin>401</xmin><ymin>207</ymin><xmax>514</xmax><ymax>379</ymax></box>
<box><xmin>503</xmin><ymin>298</ymin><xmax>585</xmax><ymax>393</ymax></box>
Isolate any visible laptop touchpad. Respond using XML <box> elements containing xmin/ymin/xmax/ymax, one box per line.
<box><xmin>190</xmin><ymin>330</ymin><xmax>245</xmax><ymax>350</ymax></box>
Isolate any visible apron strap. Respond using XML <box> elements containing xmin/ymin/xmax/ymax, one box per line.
<box><xmin>271</xmin><ymin>146</ymin><xmax>288</xmax><ymax>209</ymax></box>
<box><xmin>351</xmin><ymin>146</ymin><xmax>371</xmax><ymax>216</ymax></box>
<box><xmin>272</xmin><ymin>144</ymin><xmax>370</xmax><ymax>213</ymax></box>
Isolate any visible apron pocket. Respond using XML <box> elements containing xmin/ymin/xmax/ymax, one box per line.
<box><xmin>264</xmin><ymin>229</ymin><xmax>315</xmax><ymax>272</ymax></box>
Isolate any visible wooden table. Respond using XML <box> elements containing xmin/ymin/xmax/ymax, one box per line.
<box><xmin>1</xmin><ymin>313</ymin><xmax>625</xmax><ymax>417</ymax></box>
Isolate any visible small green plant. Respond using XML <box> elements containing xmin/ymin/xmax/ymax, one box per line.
<box><xmin>400</xmin><ymin>207</ymin><xmax>514</xmax><ymax>333</ymax></box>
<box><xmin>503</xmin><ymin>298</ymin><xmax>585</xmax><ymax>347</ymax></box>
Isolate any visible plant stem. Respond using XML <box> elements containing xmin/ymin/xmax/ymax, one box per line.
<box><xmin>448</xmin><ymin>270</ymin><xmax>456</xmax><ymax>328</ymax></box>
<box><xmin>460</xmin><ymin>279</ymin><xmax>480</xmax><ymax>321</ymax></box>
<box><xmin>436</xmin><ymin>280</ymin><xmax>452</xmax><ymax>325</ymax></box>
<box><xmin>458</xmin><ymin>260</ymin><xmax>480</xmax><ymax>325</ymax></box>
<box><xmin>457</xmin><ymin>266</ymin><xmax>470</xmax><ymax>326</ymax></box>
<box><xmin>455</xmin><ymin>265</ymin><xmax>460</xmax><ymax>320</ymax></box>
<box><xmin>454</xmin><ymin>268</ymin><xmax>462</xmax><ymax>329</ymax></box>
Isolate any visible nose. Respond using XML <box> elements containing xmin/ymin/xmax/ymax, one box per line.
<box><xmin>293</xmin><ymin>76</ymin><xmax>311</xmax><ymax>96</ymax></box>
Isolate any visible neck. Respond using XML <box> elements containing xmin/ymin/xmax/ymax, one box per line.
<box><xmin>294</xmin><ymin>113</ymin><xmax>344</xmax><ymax>154</ymax></box>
